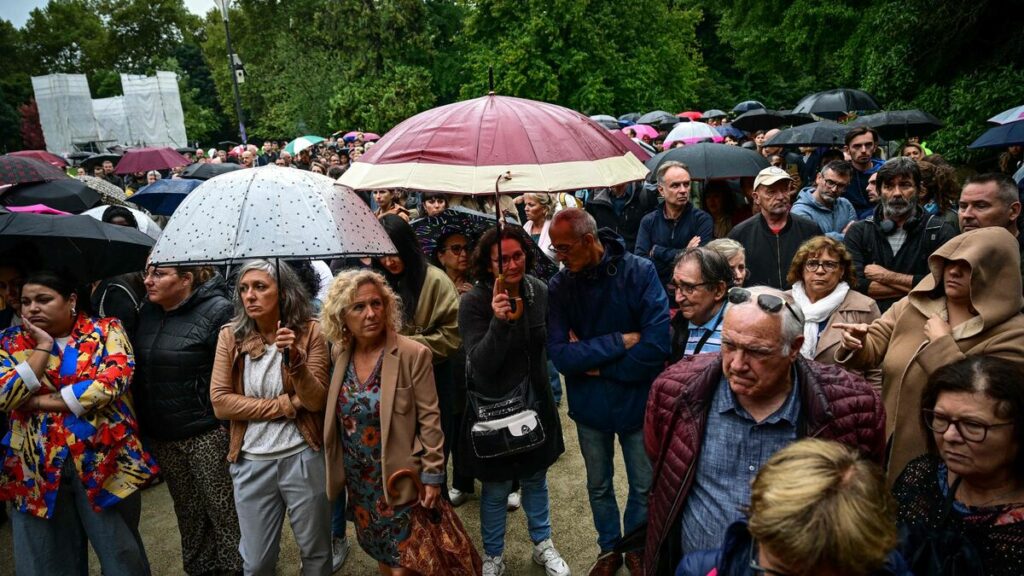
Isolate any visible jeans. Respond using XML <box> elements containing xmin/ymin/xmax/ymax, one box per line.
<box><xmin>331</xmin><ymin>492</ymin><xmax>347</xmax><ymax>539</ymax></box>
<box><xmin>575</xmin><ymin>423</ymin><xmax>653</xmax><ymax>553</ymax></box>
<box><xmin>479</xmin><ymin>468</ymin><xmax>552</xmax><ymax>557</ymax></box>
<box><xmin>547</xmin><ymin>359</ymin><xmax>562</xmax><ymax>405</ymax></box>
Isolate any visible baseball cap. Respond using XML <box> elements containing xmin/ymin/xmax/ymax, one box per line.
<box><xmin>754</xmin><ymin>166</ymin><xmax>792</xmax><ymax>190</ymax></box>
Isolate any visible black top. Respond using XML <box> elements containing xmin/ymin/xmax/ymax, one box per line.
<box><xmin>727</xmin><ymin>213</ymin><xmax>822</xmax><ymax>289</ymax></box>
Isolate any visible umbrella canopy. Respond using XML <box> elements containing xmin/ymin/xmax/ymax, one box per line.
<box><xmin>180</xmin><ymin>161</ymin><xmax>245</xmax><ymax>181</ymax></box>
<box><xmin>968</xmin><ymin>119</ymin><xmax>1024</xmax><ymax>149</ymax></box>
<box><xmin>81</xmin><ymin>152</ymin><xmax>122</xmax><ymax>170</ymax></box>
<box><xmin>764</xmin><ymin>120</ymin><xmax>851</xmax><ymax>147</ymax></box>
<box><xmin>0</xmin><ymin>211</ymin><xmax>156</xmax><ymax>284</ymax></box>
<box><xmin>849</xmin><ymin>110</ymin><xmax>944</xmax><ymax>140</ymax></box>
<box><xmin>129</xmin><ymin>178</ymin><xmax>203</xmax><ymax>216</ymax></box>
<box><xmin>7</xmin><ymin>150</ymin><xmax>67</xmax><ymax>168</ymax></box>
<box><xmin>67</xmin><ymin>151</ymin><xmax>94</xmax><ymax>165</ymax></box>
<box><xmin>715</xmin><ymin>124</ymin><xmax>746</xmax><ymax>140</ymax></box>
<box><xmin>618</xmin><ymin>113</ymin><xmax>641</xmax><ymax>126</ymax></box>
<box><xmin>589</xmin><ymin>114</ymin><xmax>620</xmax><ymax>129</ymax></box>
<box><xmin>283</xmin><ymin>135</ymin><xmax>326</xmax><ymax>155</ymax></box>
<box><xmin>78</xmin><ymin>175</ymin><xmax>128</xmax><ymax>204</ymax></box>
<box><xmin>663</xmin><ymin>122</ymin><xmax>724</xmax><ymax>148</ymax></box>
<box><xmin>115</xmin><ymin>147</ymin><xmax>191</xmax><ymax>175</ymax></box>
<box><xmin>338</xmin><ymin>93</ymin><xmax>649</xmax><ymax>195</ymax></box>
<box><xmin>175</xmin><ymin>147</ymin><xmax>197</xmax><ymax>155</ymax></box>
<box><xmin>2</xmin><ymin>179</ymin><xmax>100</xmax><ymax>214</ymax></box>
<box><xmin>149</xmin><ymin>167</ymin><xmax>395</xmax><ymax>266</ymax></box>
<box><xmin>989</xmin><ymin>105</ymin><xmax>1024</xmax><ymax>125</ymax></box>
<box><xmin>342</xmin><ymin>131</ymin><xmax>381</xmax><ymax>142</ymax></box>
<box><xmin>703</xmin><ymin>109</ymin><xmax>727</xmax><ymax>120</ymax></box>
<box><xmin>0</xmin><ymin>155</ymin><xmax>69</xmax><ymax>187</ymax></box>
<box><xmin>609</xmin><ymin>130</ymin><xmax>654</xmax><ymax>161</ymax></box>
<box><xmin>5</xmin><ymin>204</ymin><xmax>70</xmax><ymax>215</ymax></box>
<box><xmin>792</xmin><ymin>88</ymin><xmax>880</xmax><ymax>118</ymax></box>
<box><xmin>732</xmin><ymin>100</ymin><xmax>766</xmax><ymax>114</ymax></box>
<box><xmin>731</xmin><ymin>109</ymin><xmax>799</xmax><ymax>133</ymax></box>
<box><xmin>622</xmin><ymin>124</ymin><xmax>660</xmax><ymax>140</ymax></box>
<box><xmin>81</xmin><ymin>205</ymin><xmax>162</xmax><ymax>240</ymax></box>
<box><xmin>636</xmin><ymin>110</ymin><xmax>680</xmax><ymax>127</ymax></box>
<box><xmin>1014</xmin><ymin>164</ymin><xmax>1024</xmax><ymax>187</ymax></box>
<box><xmin>677</xmin><ymin>111</ymin><xmax>703</xmax><ymax>121</ymax></box>
<box><xmin>645</xmin><ymin>143</ymin><xmax>770</xmax><ymax>181</ymax></box>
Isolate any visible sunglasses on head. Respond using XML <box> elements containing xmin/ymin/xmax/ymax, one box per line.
<box><xmin>728</xmin><ymin>287</ymin><xmax>804</xmax><ymax>324</ymax></box>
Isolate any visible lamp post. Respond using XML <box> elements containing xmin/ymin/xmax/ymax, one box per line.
<box><xmin>214</xmin><ymin>0</ymin><xmax>247</xmax><ymax>144</ymax></box>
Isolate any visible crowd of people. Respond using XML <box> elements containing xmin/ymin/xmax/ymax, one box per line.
<box><xmin>2</xmin><ymin>119</ymin><xmax>1024</xmax><ymax>576</ymax></box>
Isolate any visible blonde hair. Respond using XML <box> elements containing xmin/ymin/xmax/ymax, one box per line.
<box><xmin>320</xmin><ymin>269</ymin><xmax>403</xmax><ymax>348</ymax></box>
<box><xmin>747</xmin><ymin>439</ymin><xmax>897</xmax><ymax>575</ymax></box>
<box><xmin>706</xmin><ymin>237</ymin><xmax>745</xmax><ymax>260</ymax></box>
<box><xmin>524</xmin><ymin>193</ymin><xmax>555</xmax><ymax>219</ymax></box>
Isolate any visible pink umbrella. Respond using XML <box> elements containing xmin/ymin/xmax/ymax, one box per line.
<box><xmin>677</xmin><ymin>111</ymin><xmax>703</xmax><ymax>121</ymax></box>
<box><xmin>610</xmin><ymin>130</ymin><xmax>653</xmax><ymax>161</ymax></box>
<box><xmin>343</xmin><ymin>131</ymin><xmax>381</xmax><ymax>142</ymax></box>
<box><xmin>8</xmin><ymin>150</ymin><xmax>67</xmax><ymax>168</ymax></box>
<box><xmin>5</xmin><ymin>204</ymin><xmax>71</xmax><ymax>215</ymax></box>
<box><xmin>622</xmin><ymin>124</ymin><xmax>660</xmax><ymax>140</ymax></box>
<box><xmin>114</xmin><ymin>147</ymin><xmax>191</xmax><ymax>175</ymax></box>
<box><xmin>662</xmin><ymin>122</ymin><xmax>725</xmax><ymax>149</ymax></box>
<box><xmin>228</xmin><ymin>144</ymin><xmax>246</xmax><ymax>157</ymax></box>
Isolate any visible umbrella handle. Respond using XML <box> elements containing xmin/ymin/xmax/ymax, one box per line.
<box><xmin>496</xmin><ymin>275</ymin><xmax>524</xmax><ymax>321</ymax></box>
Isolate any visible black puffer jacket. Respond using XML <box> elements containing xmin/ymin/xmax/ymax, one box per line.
<box><xmin>133</xmin><ymin>275</ymin><xmax>234</xmax><ymax>441</ymax></box>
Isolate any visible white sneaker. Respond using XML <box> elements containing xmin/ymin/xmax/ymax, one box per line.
<box><xmin>483</xmin><ymin>554</ymin><xmax>507</xmax><ymax>576</ymax></box>
<box><xmin>506</xmin><ymin>490</ymin><xmax>521</xmax><ymax>512</ymax></box>
<box><xmin>331</xmin><ymin>536</ymin><xmax>350</xmax><ymax>572</ymax></box>
<box><xmin>532</xmin><ymin>539</ymin><xmax>571</xmax><ymax>576</ymax></box>
<box><xmin>449</xmin><ymin>487</ymin><xmax>470</xmax><ymax>507</ymax></box>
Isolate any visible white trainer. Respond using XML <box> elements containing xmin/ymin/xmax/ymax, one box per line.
<box><xmin>483</xmin><ymin>554</ymin><xmax>507</xmax><ymax>576</ymax></box>
<box><xmin>331</xmin><ymin>536</ymin><xmax>350</xmax><ymax>572</ymax></box>
<box><xmin>449</xmin><ymin>487</ymin><xmax>471</xmax><ymax>507</ymax></box>
<box><xmin>506</xmin><ymin>490</ymin><xmax>521</xmax><ymax>512</ymax></box>
<box><xmin>532</xmin><ymin>539</ymin><xmax>571</xmax><ymax>576</ymax></box>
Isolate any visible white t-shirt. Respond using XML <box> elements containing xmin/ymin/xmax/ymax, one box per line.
<box><xmin>240</xmin><ymin>345</ymin><xmax>306</xmax><ymax>460</ymax></box>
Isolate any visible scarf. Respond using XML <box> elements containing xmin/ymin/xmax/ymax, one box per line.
<box><xmin>791</xmin><ymin>280</ymin><xmax>849</xmax><ymax>358</ymax></box>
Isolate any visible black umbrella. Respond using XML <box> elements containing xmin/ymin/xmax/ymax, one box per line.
<box><xmin>968</xmin><ymin>119</ymin><xmax>1024</xmax><ymax>149</ymax></box>
<box><xmin>645</xmin><ymin>143</ymin><xmax>770</xmax><ymax>181</ymax></box>
<box><xmin>763</xmin><ymin>120</ymin><xmax>851</xmax><ymax>147</ymax></box>
<box><xmin>180</xmin><ymin>162</ymin><xmax>245</xmax><ymax>180</ymax></box>
<box><xmin>1</xmin><ymin>179</ymin><xmax>101</xmax><ymax>214</ymax></box>
<box><xmin>66</xmin><ymin>151</ymin><xmax>94</xmax><ymax>165</ymax></box>
<box><xmin>731</xmin><ymin>109</ymin><xmax>793</xmax><ymax>132</ymax></box>
<box><xmin>80</xmin><ymin>153</ymin><xmax>122</xmax><ymax>170</ymax></box>
<box><xmin>732</xmin><ymin>100</ymin><xmax>766</xmax><ymax>114</ymax></box>
<box><xmin>618</xmin><ymin>112</ymin><xmax>641</xmax><ymax>124</ymax></box>
<box><xmin>792</xmin><ymin>88</ymin><xmax>880</xmax><ymax>118</ymax></box>
<box><xmin>0</xmin><ymin>156</ymin><xmax>69</xmax><ymax>187</ymax></box>
<box><xmin>175</xmin><ymin>147</ymin><xmax>197</xmax><ymax>155</ymax></box>
<box><xmin>637</xmin><ymin>110</ymin><xmax>680</xmax><ymax>127</ymax></box>
<box><xmin>849</xmin><ymin>110</ymin><xmax>943</xmax><ymax>140</ymax></box>
<box><xmin>0</xmin><ymin>212</ymin><xmax>156</xmax><ymax>284</ymax></box>
<box><xmin>589</xmin><ymin>115</ymin><xmax>621</xmax><ymax>130</ymax></box>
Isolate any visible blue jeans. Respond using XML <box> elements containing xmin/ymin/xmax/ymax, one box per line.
<box><xmin>479</xmin><ymin>468</ymin><xmax>552</xmax><ymax>557</ymax></box>
<box><xmin>547</xmin><ymin>359</ymin><xmax>562</xmax><ymax>405</ymax></box>
<box><xmin>575</xmin><ymin>423</ymin><xmax>653</xmax><ymax>553</ymax></box>
<box><xmin>331</xmin><ymin>491</ymin><xmax>347</xmax><ymax>539</ymax></box>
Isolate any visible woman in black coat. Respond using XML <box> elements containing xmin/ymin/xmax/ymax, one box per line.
<box><xmin>458</xmin><ymin>225</ymin><xmax>568</xmax><ymax>575</ymax></box>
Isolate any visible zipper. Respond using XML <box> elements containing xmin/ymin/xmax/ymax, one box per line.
<box><xmin>775</xmin><ymin>232</ymin><xmax>782</xmax><ymax>287</ymax></box>
<box><xmin>650</xmin><ymin>409</ymin><xmax>705</xmax><ymax>574</ymax></box>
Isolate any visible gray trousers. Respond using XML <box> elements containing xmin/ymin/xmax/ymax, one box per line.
<box><xmin>11</xmin><ymin>459</ymin><xmax>150</xmax><ymax>576</ymax></box>
<box><xmin>229</xmin><ymin>446</ymin><xmax>332</xmax><ymax>576</ymax></box>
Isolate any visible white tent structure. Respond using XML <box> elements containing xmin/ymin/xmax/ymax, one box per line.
<box><xmin>121</xmin><ymin>72</ymin><xmax>187</xmax><ymax>148</ymax></box>
<box><xmin>31</xmin><ymin>74</ymin><xmax>100</xmax><ymax>155</ymax></box>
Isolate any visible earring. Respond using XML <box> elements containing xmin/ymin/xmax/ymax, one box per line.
<box><xmin>71</xmin><ymin>306</ymin><xmax>76</xmax><ymax>317</ymax></box>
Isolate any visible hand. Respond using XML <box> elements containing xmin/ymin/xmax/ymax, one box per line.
<box><xmin>289</xmin><ymin>394</ymin><xmax>304</xmax><ymax>410</ymax></box>
<box><xmin>420</xmin><ymin>484</ymin><xmax>441</xmax><ymax>509</ymax></box>
<box><xmin>275</xmin><ymin>322</ymin><xmax>296</xmax><ymax>352</ymax></box>
<box><xmin>622</xmin><ymin>332</ymin><xmax>641</xmax><ymax>350</ymax></box>
<box><xmin>20</xmin><ymin>317</ymin><xmax>53</xmax><ymax>350</ymax></box>
<box><xmin>833</xmin><ymin>322</ymin><xmax>869</xmax><ymax>351</ymax></box>
<box><xmin>686</xmin><ymin>235</ymin><xmax>701</xmax><ymax>249</ymax></box>
<box><xmin>924</xmin><ymin>314</ymin><xmax>952</xmax><ymax>341</ymax></box>
<box><xmin>568</xmin><ymin>330</ymin><xmax>579</xmax><ymax>343</ymax></box>
<box><xmin>864</xmin><ymin>264</ymin><xmax>888</xmax><ymax>282</ymax></box>
<box><xmin>842</xmin><ymin>220</ymin><xmax>855</xmax><ymax>235</ymax></box>
<box><xmin>492</xmin><ymin>281</ymin><xmax>512</xmax><ymax>321</ymax></box>
<box><xmin>456</xmin><ymin>281</ymin><xmax>473</xmax><ymax>295</ymax></box>
<box><xmin>22</xmin><ymin>392</ymin><xmax>68</xmax><ymax>412</ymax></box>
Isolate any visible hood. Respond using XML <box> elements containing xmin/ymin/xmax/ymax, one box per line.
<box><xmin>909</xmin><ymin>227</ymin><xmax>1023</xmax><ymax>336</ymax></box>
<box><xmin>175</xmin><ymin>273</ymin><xmax>231</xmax><ymax>313</ymax></box>
<box><xmin>598</xmin><ymin>228</ymin><xmax>627</xmax><ymax>260</ymax></box>
<box><xmin>589</xmin><ymin>184</ymin><xmax>637</xmax><ymax>207</ymax></box>
<box><xmin>794</xmin><ymin>187</ymin><xmax>830</xmax><ymax>212</ymax></box>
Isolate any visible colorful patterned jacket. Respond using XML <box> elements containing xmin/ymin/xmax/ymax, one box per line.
<box><xmin>0</xmin><ymin>314</ymin><xmax>158</xmax><ymax>519</ymax></box>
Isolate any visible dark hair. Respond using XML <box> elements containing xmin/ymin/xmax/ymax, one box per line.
<box><xmin>821</xmin><ymin>160</ymin><xmax>853</xmax><ymax>179</ymax></box>
<box><xmin>327</xmin><ymin>165</ymin><xmax>345</xmax><ymax>179</ymax></box>
<box><xmin>918</xmin><ymin>161</ymin><xmax>959</xmax><ymax>210</ymax></box>
<box><xmin>844</xmin><ymin>126</ymin><xmax>879</xmax><ymax>147</ymax></box>
<box><xmin>702</xmin><ymin>181</ymin><xmax>737</xmax><ymax>214</ymax></box>
<box><xmin>673</xmin><ymin>246</ymin><xmax>735</xmax><ymax>289</ymax></box>
<box><xmin>286</xmin><ymin>260</ymin><xmax>322</xmax><ymax>301</ymax></box>
<box><xmin>430</xmin><ymin>230</ymin><xmax>470</xmax><ymax>268</ymax></box>
<box><xmin>820</xmin><ymin>149</ymin><xmax>844</xmax><ymax>167</ymax></box>
<box><xmin>921</xmin><ymin>356</ymin><xmax>1024</xmax><ymax>476</ymax></box>
<box><xmin>420</xmin><ymin>191</ymin><xmax>448</xmax><ymax>203</ymax></box>
<box><xmin>470</xmin><ymin>225</ymin><xmax>536</xmax><ymax>284</ymax></box>
<box><xmin>964</xmin><ymin>172</ymin><xmax>1020</xmax><ymax>206</ymax></box>
<box><xmin>22</xmin><ymin>271</ymin><xmax>76</xmax><ymax>299</ymax></box>
<box><xmin>923</xmin><ymin>153</ymin><xmax>951</xmax><ymax>168</ymax></box>
<box><xmin>375</xmin><ymin>214</ymin><xmax>427</xmax><ymax>321</ymax></box>
<box><xmin>876</xmin><ymin>156</ymin><xmax>921</xmax><ymax>188</ymax></box>
<box><xmin>102</xmin><ymin>205</ymin><xmax>138</xmax><ymax>228</ymax></box>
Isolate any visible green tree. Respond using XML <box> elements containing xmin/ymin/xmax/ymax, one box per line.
<box><xmin>97</xmin><ymin>0</ymin><xmax>202</xmax><ymax>75</ymax></box>
<box><xmin>20</xmin><ymin>0</ymin><xmax>111</xmax><ymax>76</ymax></box>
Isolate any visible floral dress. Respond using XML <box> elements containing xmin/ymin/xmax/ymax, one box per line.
<box><xmin>337</xmin><ymin>353</ymin><xmax>413</xmax><ymax>566</ymax></box>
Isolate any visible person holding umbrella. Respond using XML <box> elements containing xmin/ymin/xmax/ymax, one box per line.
<box><xmin>0</xmin><ymin>271</ymin><xmax>158</xmax><ymax>576</ymax></box>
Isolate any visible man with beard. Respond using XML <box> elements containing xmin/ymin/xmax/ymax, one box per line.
<box><xmin>844</xmin><ymin>127</ymin><xmax>885</xmax><ymax>219</ymax></box>
<box><xmin>728</xmin><ymin>167</ymin><xmax>822</xmax><ymax>289</ymax></box>
<box><xmin>791</xmin><ymin>160</ymin><xmax>857</xmax><ymax>241</ymax></box>
<box><xmin>844</xmin><ymin>157</ymin><xmax>957</xmax><ymax>312</ymax></box>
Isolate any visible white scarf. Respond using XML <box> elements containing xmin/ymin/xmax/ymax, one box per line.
<box><xmin>791</xmin><ymin>281</ymin><xmax>849</xmax><ymax>358</ymax></box>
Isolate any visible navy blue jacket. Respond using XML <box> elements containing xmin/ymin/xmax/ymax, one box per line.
<box><xmin>634</xmin><ymin>203</ymin><xmax>714</xmax><ymax>286</ymax></box>
<box><xmin>547</xmin><ymin>229</ymin><xmax>671</xmax><ymax>433</ymax></box>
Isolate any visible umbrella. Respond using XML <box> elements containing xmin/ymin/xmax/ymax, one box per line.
<box><xmin>622</xmin><ymin>124</ymin><xmax>660</xmax><ymax>140</ymax></box>
<box><xmin>715</xmin><ymin>124</ymin><xmax>745</xmax><ymax>140</ymax></box>
<box><xmin>180</xmin><ymin>162</ymin><xmax>245</xmax><ymax>181</ymax></box>
<box><xmin>5</xmin><ymin>204</ymin><xmax>70</xmax><ymax>215</ymax></box>
<box><xmin>968</xmin><ymin>119</ymin><xmax>1024</xmax><ymax>149</ymax></box>
<box><xmin>149</xmin><ymin>166</ymin><xmax>396</xmax><ymax>266</ymax></box>
<box><xmin>78</xmin><ymin>175</ymin><xmax>129</xmax><ymax>204</ymax></box>
<box><xmin>1</xmin><ymin>179</ymin><xmax>100</xmax><ymax>214</ymax></box>
<box><xmin>662</xmin><ymin>122</ymin><xmax>724</xmax><ymax>148</ymax></box>
<box><xmin>1014</xmin><ymin>164</ymin><xmax>1024</xmax><ymax>187</ymax></box>
<box><xmin>610</xmin><ymin>130</ymin><xmax>653</xmax><ymax>161</ymax></box>
<box><xmin>703</xmin><ymin>109</ymin><xmax>727</xmax><ymax>120</ymax></box>
<box><xmin>175</xmin><ymin>147</ymin><xmax>197</xmax><ymax>155</ymax></box>
<box><xmin>645</xmin><ymin>143</ymin><xmax>770</xmax><ymax>181</ymax></box>
<box><xmin>636</xmin><ymin>110</ymin><xmax>680</xmax><ymax>127</ymax></box>
<box><xmin>589</xmin><ymin>114</ymin><xmax>620</xmax><ymax>129</ymax></box>
<box><xmin>677</xmin><ymin>111</ymin><xmax>703</xmax><ymax>121</ymax></box>
<box><xmin>792</xmin><ymin>88</ymin><xmax>880</xmax><ymax>118</ymax></box>
<box><xmin>764</xmin><ymin>120</ymin><xmax>851</xmax><ymax>147</ymax></box>
<box><xmin>849</xmin><ymin>110</ymin><xmax>944</xmax><ymax>140</ymax></box>
<box><xmin>81</xmin><ymin>152</ymin><xmax>122</xmax><ymax>170</ymax></box>
<box><xmin>618</xmin><ymin>112</ymin><xmax>641</xmax><ymax>125</ymax></box>
<box><xmin>81</xmin><ymin>205</ymin><xmax>162</xmax><ymax>240</ymax></box>
<box><xmin>7</xmin><ymin>150</ymin><xmax>67</xmax><ymax>168</ymax></box>
<box><xmin>0</xmin><ymin>211</ymin><xmax>156</xmax><ymax>284</ymax></box>
<box><xmin>989</xmin><ymin>105</ymin><xmax>1024</xmax><ymax>125</ymax></box>
<box><xmin>731</xmin><ymin>109</ymin><xmax>796</xmax><ymax>133</ymax></box>
<box><xmin>129</xmin><ymin>178</ymin><xmax>203</xmax><ymax>216</ymax></box>
<box><xmin>283</xmin><ymin>135</ymin><xmax>326</xmax><ymax>155</ymax></box>
<box><xmin>732</xmin><ymin>100</ymin><xmax>766</xmax><ymax>114</ymax></box>
<box><xmin>67</xmin><ymin>151</ymin><xmax>94</xmax><ymax>165</ymax></box>
<box><xmin>114</xmin><ymin>147</ymin><xmax>191</xmax><ymax>175</ymax></box>
<box><xmin>0</xmin><ymin>156</ymin><xmax>69</xmax><ymax>187</ymax></box>
<box><xmin>342</xmin><ymin>131</ymin><xmax>381</xmax><ymax>142</ymax></box>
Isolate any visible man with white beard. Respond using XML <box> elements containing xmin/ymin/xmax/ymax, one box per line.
<box><xmin>843</xmin><ymin>157</ymin><xmax>957</xmax><ymax>312</ymax></box>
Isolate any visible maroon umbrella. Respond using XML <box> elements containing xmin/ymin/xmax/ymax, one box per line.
<box><xmin>0</xmin><ymin>156</ymin><xmax>69</xmax><ymax>187</ymax></box>
<box><xmin>7</xmin><ymin>150</ymin><xmax>67</xmax><ymax>168</ymax></box>
<box><xmin>114</xmin><ymin>147</ymin><xmax>191</xmax><ymax>175</ymax></box>
<box><xmin>610</xmin><ymin>129</ymin><xmax>653</xmax><ymax>161</ymax></box>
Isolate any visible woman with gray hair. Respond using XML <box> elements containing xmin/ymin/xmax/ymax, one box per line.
<box><xmin>210</xmin><ymin>259</ymin><xmax>332</xmax><ymax>575</ymax></box>
<box><xmin>707</xmin><ymin>237</ymin><xmax>747</xmax><ymax>288</ymax></box>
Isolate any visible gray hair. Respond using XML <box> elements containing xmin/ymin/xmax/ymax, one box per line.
<box><xmin>230</xmin><ymin>259</ymin><xmax>314</xmax><ymax>341</ymax></box>
<box><xmin>707</xmin><ymin>238</ymin><xmax>745</xmax><ymax>260</ymax></box>
<box><xmin>729</xmin><ymin>286</ymin><xmax>805</xmax><ymax>355</ymax></box>
<box><xmin>674</xmin><ymin>247</ymin><xmax>735</xmax><ymax>289</ymax></box>
<box><xmin>146</xmin><ymin>170</ymin><xmax>162</xmax><ymax>180</ymax></box>
<box><xmin>552</xmin><ymin>207</ymin><xmax>597</xmax><ymax>238</ymax></box>
<box><xmin>657</xmin><ymin>161</ymin><xmax>691</xmax><ymax>186</ymax></box>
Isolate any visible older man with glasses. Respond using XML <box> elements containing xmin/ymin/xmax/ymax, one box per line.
<box><xmin>642</xmin><ymin>285</ymin><xmax>885</xmax><ymax>576</ymax></box>
<box><xmin>668</xmin><ymin>247</ymin><xmax>735</xmax><ymax>363</ymax></box>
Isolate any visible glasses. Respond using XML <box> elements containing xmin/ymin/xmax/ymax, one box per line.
<box><xmin>491</xmin><ymin>251</ymin><xmax>526</xmax><ymax>267</ymax></box>
<box><xmin>548</xmin><ymin>238</ymin><xmax>582</xmax><ymax>255</ymax></box>
<box><xmin>728</xmin><ymin>287</ymin><xmax>804</xmax><ymax>324</ymax></box>
<box><xmin>672</xmin><ymin>280</ymin><xmax>712</xmax><ymax>296</ymax></box>
<box><xmin>440</xmin><ymin>244</ymin><xmax>468</xmax><ymax>255</ymax></box>
<box><xmin>804</xmin><ymin>259</ymin><xmax>840</xmax><ymax>273</ymax></box>
<box><xmin>749</xmin><ymin>544</ymin><xmax>792</xmax><ymax>576</ymax></box>
<box><xmin>144</xmin><ymin>269</ymin><xmax>177</xmax><ymax>280</ymax></box>
<box><xmin>922</xmin><ymin>409</ymin><xmax>1014</xmax><ymax>443</ymax></box>
<box><xmin>821</xmin><ymin>177</ymin><xmax>848</xmax><ymax>190</ymax></box>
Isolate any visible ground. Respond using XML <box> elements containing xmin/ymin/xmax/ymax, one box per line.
<box><xmin>0</xmin><ymin>402</ymin><xmax>636</xmax><ymax>575</ymax></box>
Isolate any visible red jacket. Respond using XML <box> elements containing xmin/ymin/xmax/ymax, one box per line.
<box><xmin>642</xmin><ymin>353</ymin><xmax>885</xmax><ymax>575</ymax></box>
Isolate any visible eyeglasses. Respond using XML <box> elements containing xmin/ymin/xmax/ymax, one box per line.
<box><xmin>728</xmin><ymin>287</ymin><xmax>804</xmax><ymax>324</ymax></box>
<box><xmin>144</xmin><ymin>269</ymin><xmax>177</xmax><ymax>280</ymax></box>
<box><xmin>922</xmin><ymin>409</ymin><xmax>1014</xmax><ymax>443</ymax></box>
<box><xmin>749</xmin><ymin>543</ymin><xmax>792</xmax><ymax>576</ymax></box>
<box><xmin>491</xmin><ymin>251</ymin><xmax>526</xmax><ymax>267</ymax></box>
<box><xmin>548</xmin><ymin>238</ymin><xmax>582</xmax><ymax>255</ymax></box>
<box><xmin>440</xmin><ymin>244</ymin><xmax>468</xmax><ymax>255</ymax></box>
<box><xmin>672</xmin><ymin>280</ymin><xmax>713</xmax><ymax>296</ymax></box>
<box><xmin>821</xmin><ymin>177</ymin><xmax>848</xmax><ymax>190</ymax></box>
<box><xmin>804</xmin><ymin>259</ymin><xmax>840</xmax><ymax>273</ymax></box>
